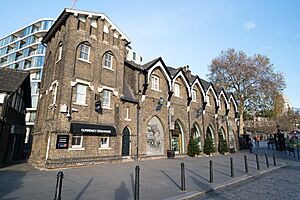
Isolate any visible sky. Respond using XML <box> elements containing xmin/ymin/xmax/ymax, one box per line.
<box><xmin>0</xmin><ymin>0</ymin><xmax>299</xmax><ymax>108</ymax></box>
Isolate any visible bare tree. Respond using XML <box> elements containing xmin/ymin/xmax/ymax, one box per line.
<box><xmin>208</xmin><ymin>49</ymin><xmax>286</xmax><ymax>136</ymax></box>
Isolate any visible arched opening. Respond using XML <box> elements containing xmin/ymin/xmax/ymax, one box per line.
<box><xmin>228</xmin><ymin>121</ymin><xmax>236</xmax><ymax>150</ymax></box>
<box><xmin>191</xmin><ymin>123</ymin><xmax>202</xmax><ymax>150</ymax></box>
<box><xmin>146</xmin><ymin>116</ymin><xmax>164</xmax><ymax>156</ymax></box>
<box><xmin>206</xmin><ymin>124</ymin><xmax>215</xmax><ymax>141</ymax></box>
<box><xmin>122</xmin><ymin>126</ymin><xmax>131</xmax><ymax>156</ymax></box>
<box><xmin>219</xmin><ymin>126</ymin><xmax>226</xmax><ymax>140</ymax></box>
<box><xmin>172</xmin><ymin>120</ymin><xmax>185</xmax><ymax>154</ymax></box>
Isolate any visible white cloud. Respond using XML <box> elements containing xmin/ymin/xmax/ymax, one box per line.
<box><xmin>244</xmin><ymin>21</ymin><xmax>256</xmax><ymax>31</ymax></box>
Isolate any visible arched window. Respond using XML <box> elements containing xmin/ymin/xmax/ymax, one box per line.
<box><xmin>103</xmin><ymin>52</ymin><xmax>113</xmax><ymax>69</ymax></box>
<box><xmin>56</xmin><ymin>42</ymin><xmax>62</xmax><ymax>62</ymax></box>
<box><xmin>78</xmin><ymin>44</ymin><xmax>90</xmax><ymax>62</ymax></box>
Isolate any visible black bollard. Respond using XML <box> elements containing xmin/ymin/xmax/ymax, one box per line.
<box><xmin>209</xmin><ymin>160</ymin><xmax>213</xmax><ymax>183</ymax></box>
<box><xmin>265</xmin><ymin>154</ymin><xmax>269</xmax><ymax>168</ymax></box>
<box><xmin>230</xmin><ymin>158</ymin><xmax>234</xmax><ymax>177</ymax></box>
<box><xmin>255</xmin><ymin>154</ymin><xmax>260</xmax><ymax>170</ymax></box>
<box><xmin>54</xmin><ymin>171</ymin><xmax>64</xmax><ymax>200</ymax></box>
<box><xmin>273</xmin><ymin>153</ymin><xmax>276</xmax><ymax>166</ymax></box>
<box><xmin>181</xmin><ymin>162</ymin><xmax>186</xmax><ymax>191</ymax></box>
<box><xmin>244</xmin><ymin>155</ymin><xmax>248</xmax><ymax>173</ymax></box>
<box><xmin>297</xmin><ymin>149</ymin><xmax>300</xmax><ymax>159</ymax></box>
<box><xmin>134</xmin><ymin>166</ymin><xmax>140</xmax><ymax>200</ymax></box>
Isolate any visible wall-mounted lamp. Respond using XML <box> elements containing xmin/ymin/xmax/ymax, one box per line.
<box><xmin>196</xmin><ymin>107</ymin><xmax>203</xmax><ymax>118</ymax></box>
<box><xmin>156</xmin><ymin>97</ymin><xmax>164</xmax><ymax>111</ymax></box>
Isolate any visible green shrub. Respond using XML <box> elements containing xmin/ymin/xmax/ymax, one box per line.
<box><xmin>218</xmin><ymin>135</ymin><xmax>229</xmax><ymax>154</ymax></box>
<box><xmin>203</xmin><ymin>137</ymin><xmax>215</xmax><ymax>155</ymax></box>
<box><xmin>187</xmin><ymin>138</ymin><xmax>200</xmax><ymax>157</ymax></box>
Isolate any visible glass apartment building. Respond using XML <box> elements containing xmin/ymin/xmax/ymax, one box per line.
<box><xmin>0</xmin><ymin>18</ymin><xmax>54</xmax><ymax>145</ymax></box>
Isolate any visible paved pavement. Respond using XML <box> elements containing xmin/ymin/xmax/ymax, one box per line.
<box><xmin>193</xmin><ymin>147</ymin><xmax>300</xmax><ymax>200</ymax></box>
<box><xmin>0</xmin><ymin>142</ymin><xmax>289</xmax><ymax>200</ymax></box>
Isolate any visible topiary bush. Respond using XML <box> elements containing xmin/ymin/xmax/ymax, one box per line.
<box><xmin>203</xmin><ymin>137</ymin><xmax>215</xmax><ymax>155</ymax></box>
<box><xmin>187</xmin><ymin>138</ymin><xmax>200</xmax><ymax>157</ymax></box>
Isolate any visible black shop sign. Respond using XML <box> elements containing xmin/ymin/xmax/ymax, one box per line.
<box><xmin>56</xmin><ymin>135</ymin><xmax>69</xmax><ymax>149</ymax></box>
<box><xmin>70</xmin><ymin>123</ymin><xmax>116</xmax><ymax>136</ymax></box>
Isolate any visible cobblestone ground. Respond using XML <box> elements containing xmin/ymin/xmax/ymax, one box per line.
<box><xmin>194</xmin><ymin>156</ymin><xmax>300</xmax><ymax>200</ymax></box>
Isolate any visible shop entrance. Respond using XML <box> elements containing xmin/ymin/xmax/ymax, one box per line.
<box><xmin>122</xmin><ymin>126</ymin><xmax>130</xmax><ymax>156</ymax></box>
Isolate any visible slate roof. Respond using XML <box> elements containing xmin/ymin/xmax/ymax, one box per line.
<box><xmin>141</xmin><ymin>57</ymin><xmax>161</xmax><ymax>70</ymax></box>
<box><xmin>166</xmin><ymin>66</ymin><xmax>180</xmax><ymax>77</ymax></box>
<box><xmin>199</xmin><ymin>78</ymin><xmax>211</xmax><ymax>90</ymax></box>
<box><xmin>124</xmin><ymin>60</ymin><xmax>142</xmax><ymax>71</ymax></box>
<box><xmin>121</xmin><ymin>83</ymin><xmax>138</xmax><ymax>103</ymax></box>
<box><xmin>0</xmin><ymin>68</ymin><xmax>30</xmax><ymax>93</ymax></box>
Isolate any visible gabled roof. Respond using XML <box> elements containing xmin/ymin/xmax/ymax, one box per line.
<box><xmin>42</xmin><ymin>8</ymin><xmax>131</xmax><ymax>44</ymax></box>
<box><xmin>199</xmin><ymin>78</ymin><xmax>211</xmax><ymax>90</ymax></box>
<box><xmin>142</xmin><ymin>57</ymin><xmax>161</xmax><ymax>70</ymax></box>
<box><xmin>166</xmin><ymin>66</ymin><xmax>180</xmax><ymax>77</ymax></box>
<box><xmin>0</xmin><ymin>68</ymin><xmax>29</xmax><ymax>93</ymax></box>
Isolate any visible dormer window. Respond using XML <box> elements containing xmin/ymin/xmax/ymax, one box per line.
<box><xmin>151</xmin><ymin>75</ymin><xmax>160</xmax><ymax>91</ymax></box>
<box><xmin>103</xmin><ymin>53</ymin><xmax>113</xmax><ymax>69</ymax></box>
<box><xmin>207</xmin><ymin>95</ymin><xmax>211</xmax><ymax>106</ymax></box>
<box><xmin>174</xmin><ymin>83</ymin><xmax>181</xmax><ymax>97</ymax></box>
<box><xmin>192</xmin><ymin>89</ymin><xmax>197</xmax><ymax>102</ymax></box>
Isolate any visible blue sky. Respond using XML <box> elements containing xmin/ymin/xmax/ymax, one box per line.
<box><xmin>1</xmin><ymin>0</ymin><xmax>299</xmax><ymax>108</ymax></box>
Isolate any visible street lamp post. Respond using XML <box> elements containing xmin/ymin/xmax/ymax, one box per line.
<box><xmin>275</xmin><ymin>124</ymin><xmax>280</xmax><ymax>150</ymax></box>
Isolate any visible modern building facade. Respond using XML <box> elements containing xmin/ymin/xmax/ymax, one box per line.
<box><xmin>0</xmin><ymin>18</ymin><xmax>54</xmax><ymax>148</ymax></box>
<box><xmin>0</xmin><ymin>68</ymin><xmax>31</xmax><ymax>164</ymax></box>
<box><xmin>30</xmin><ymin>8</ymin><xmax>239</xmax><ymax>168</ymax></box>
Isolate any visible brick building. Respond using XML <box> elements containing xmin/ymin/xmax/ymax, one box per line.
<box><xmin>30</xmin><ymin>8</ymin><xmax>238</xmax><ymax>168</ymax></box>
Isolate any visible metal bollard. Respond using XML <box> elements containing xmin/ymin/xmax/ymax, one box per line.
<box><xmin>230</xmin><ymin>158</ymin><xmax>234</xmax><ymax>177</ymax></box>
<box><xmin>265</xmin><ymin>154</ymin><xmax>269</xmax><ymax>168</ymax></box>
<box><xmin>255</xmin><ymin>154</ymin><xmax>260</xmax><ymax>170</ymax></box>
<box><xmin>244</xmin><ymin>155</ymin><xmax>248</xmax><ymax>173</ymax></box>
<box><xmin>273</xmin><ymin>153</ymin><xmax>276</xmax><ymax>166</ymax></box>
<box><xmin>54</xmin><ymin>171</ymin><xmax>64</xmax><ymax>200</ymax></box>
<box><xmin>134</xmin><ymin>165</ymin><xmax>140</xmax><ymax>200</ymax></box>
<box><xmin>181</xmin><ymin>162</ymin><xmax>186</xmax><ymax>191</ymax></box>
<box><xmin>209</xmin><ymin>160</ymin><xmax>213</xmax><ymax>183</ymax></box>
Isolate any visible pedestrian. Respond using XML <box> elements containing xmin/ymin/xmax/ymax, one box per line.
<box><xmin>249</xmin><ymin>142</ymin><xmax>253</xmax><ymax>153</ymax></box>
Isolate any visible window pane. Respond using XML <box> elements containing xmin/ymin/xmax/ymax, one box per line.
<box><xmin>102</xmin><ymin>90</ymin><xmax>110</xmax><ymax>108</ymax></box>
<box><xmin>104</xmin><ymin>53</ymin><xmax>112</xmax><ymax>68</ymax></box>
<box><xmin>79</xmin><ymin>44</ymin><xmax>90</xmax><ymax>61</ymax></box>
<box><xmin>76</xmin><ymin>84</ymin><xmax>86</xmax><ymax>104</ymax></box>
<box><xmin>72</xmin><ymin>135</ymin><xmax>82</xmax><ymax>146</ymax></box>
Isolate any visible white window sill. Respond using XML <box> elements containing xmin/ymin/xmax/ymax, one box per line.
<box><xmin>78</xmin><ymin>58</ymin><xmax>91</xmax><ymax>64</ymax></box>
<box><xmin>102</xmin><ymin>106</ymin><xmax>112</xmax><ymax>110</ymax></box>
<box><xmin>69</xmin><ymin>147</ymin><xmax>85</xmax><ymax>151</ymax></box>
<box><xmin>151</xmin><ymin>88</ymin><xmax>161</xmax><ymax>92</ymax></box>
<box><xmin>103</xmin><ymin>66</ymin><xmax>114</xmax><ymax>71</ymax></box>
<box><xmin>125</xmin><ymin>118</ymin><xmax>131</xmax><ymax>121</ymax></box>
<box><xmin>98</xmin><ymin>147</ymin><xmax>111</xmax><ymax>150</ymax></box>
<box><xmin>73</xmin><ymin>102</ymin><xmax>88</xmax><ymax>107</ymax></box>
